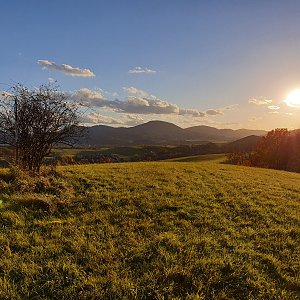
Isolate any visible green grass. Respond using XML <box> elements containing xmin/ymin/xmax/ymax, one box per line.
<box><xmin>48</xmin><ymin>146</ymin><xmax>147</xmax><ymax>163</ymax></box>
<box><xmin>164</xmin><ymin>153</ymin><xmax>226</xmax><ymax>163</ymax></box>
<box><xmin>0</xmin><ymin>159</ymin><xmax>300</xmax><ymax>299</ymax></box>
<box><xmin>50</xmin><ymin>146</ymin><xmax>145</xmax><ymax>157</ymax></box>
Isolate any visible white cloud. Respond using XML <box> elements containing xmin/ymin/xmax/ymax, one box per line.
<box><xmin>38</xmin><ymin>60</ymin><xmax>95</xmax><ymax>77</ymax></box>
<box><xmin>123</xmin><ymin>114</ymin><xmax>144</xmax><ymax>126</ymax></box>
<box><xmin>126</xmin><ymin>96</ymin><xmax>150</xmax><ymax>107</ymax></box>
<box><xmin>248</xmin><ymin>97</ymin><xmax>272</xmax><ymax>105</ymax></box>
<box><xmin>118</xmin><ymin>97</ymin><xmax>180</xmax><ymax>114</ymax></box>
<box><xmin>80</xmin><ymin>113</ymin><xmax>122</xmax><ymax>125</ymax></box>
<box><xmin>70</xmin><ymin>88</ymin><xmax>106</xmax><ymax>106</ymax></box>
<box><xmin>122</xmin><ymin>86</ymin><xmax>213</xmax><ymax>117</ymax></box>
<box><xmin>70</xmin><ymin>88</ymin><xmax>206</xmax><ymax>117</ymax></box>
<box><xmin>125</xmin><ymin>114</ymin><xmax>144</xmax><ymax>122</ymax></box>
<box><xmin>80</xmin><ymin>112</ymin><xmax>145</xmax><ymax>127</ymax></box>
<box><xmin>123</xmin><ymin>86</ymin><xmax>148</xmax><ymax>97</ymax></box>
<box><xmin>206</xmin><ymin>109</ymin><xmax>223</xmax><ymax>115</ymax></box>
<box><xmin>128</xmin><ymin>66</ymin><xmax>156</xmax><ymax>74</ymax></box>
<box><xmin>179</xmin><ymin>108</ymin><xmax>206</xmax><ymax>117</ymax></box>
<box><xmin>67</xmin><ymin>86</ymin><xmax>236</xmax><ymax>126</ymax></box>
<box><xmin>268</xmin><ymin>105</ymin><xmax>280</xmax><ymax>110</ymax></box>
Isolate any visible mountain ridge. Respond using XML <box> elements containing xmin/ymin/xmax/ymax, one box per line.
<box><xmin>80</xmin><ymin>120</ymin><xmax>267</xmax><ymax>146</ymax></box>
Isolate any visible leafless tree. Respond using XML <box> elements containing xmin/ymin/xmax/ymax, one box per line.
<box><xmin>0</xmin><ymin>83</ymin><xmax>80</xmax><ymax>172</ymax></box>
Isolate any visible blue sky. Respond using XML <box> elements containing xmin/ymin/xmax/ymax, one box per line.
<box><xmin>1</xmin><ymin>0</ymin><xmax>300</xmax><ymax>129</ymax></box>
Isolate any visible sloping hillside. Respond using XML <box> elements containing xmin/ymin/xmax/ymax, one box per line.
<box><xmin>185</xmin><ymin>125</ymin><xmax>265</xmax><ymax>142</ymax></box>
<box><xmin>223</xmin><ymin>135</ymin><xmax>262</xmax><ymax>152</ymax></box>
<box><xmin>0</xmin><ymin>159</ymin><xmax>299</xmax><ymax>299</ymax></box>
<box><xmin>81</xmin><ymin>121</ymin><xmax>267</xmax><ymax>146</ymax></box>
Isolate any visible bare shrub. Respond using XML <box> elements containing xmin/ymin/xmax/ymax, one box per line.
<box><xmin>0</xmin><ymin>84</ymin><xmax>80</xmax><ymax>172</ymax></box>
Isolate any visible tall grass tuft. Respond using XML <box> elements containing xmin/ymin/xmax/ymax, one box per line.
<box><xmin>0</xmin><ymin>166</ymin><xmax>74</xmax><ymax>213</ymax></box>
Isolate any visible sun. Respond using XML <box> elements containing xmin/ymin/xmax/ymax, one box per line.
<box><xmin>284</xmin><ymin>89</ymin><xmax>300</xmax><ymax>107</ymax></box>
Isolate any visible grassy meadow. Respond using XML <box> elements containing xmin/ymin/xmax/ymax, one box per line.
<box><xmin>0</xmin><ymin>156</ymin><xmax>300</xmax><ymax>299</ymax></box>
<box><xmin>164</xmin><ymin>153</ymin><xmax>226</xmax><ymax>163</ymax></box>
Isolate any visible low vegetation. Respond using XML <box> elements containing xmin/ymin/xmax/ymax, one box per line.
<box><xmin>1</xmin><ymin>157</ymin><xmax>300</xmax><ymax>299</ymax></box>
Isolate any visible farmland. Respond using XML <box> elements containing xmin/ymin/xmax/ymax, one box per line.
<box><xmin>0</xmin><ymin>156</ymin><xmax>300</xmax><ymax>299</ymax></box>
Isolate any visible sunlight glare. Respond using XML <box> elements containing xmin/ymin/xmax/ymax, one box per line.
<box><xmin>284</xmin><ymin>89</ymin><xmax>300</xmax><ymax>107</ymax></box>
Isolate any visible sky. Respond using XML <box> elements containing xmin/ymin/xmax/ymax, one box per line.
<box><xmin>1</xmin><ymin>0</ymin><xmax>300</xmax><ymax>130</ymax></box>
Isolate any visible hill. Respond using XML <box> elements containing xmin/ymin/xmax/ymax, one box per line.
<box><xmin>80</xmin><ymin>121</ymin><xmax>267</xmax><ymax>146</ymax></box>
<box><xmin>223</xmin><ymin>135</ymin><xmax>262</xmax><ymax>152</ymax></box>
<box><xmin>0</xmin><ymin>159</ymin><xmax>300</xmax><ymax>299</ymax></box>
<box><xmin>185</xmin><ymin>125</ymin><xmax>265</xmax><ymax>142</ymax></box>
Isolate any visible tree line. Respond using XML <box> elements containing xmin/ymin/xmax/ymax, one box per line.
<box><xmin>227</xmin><ymin>128</ymin><xmax>300</xmax><ymax>173</ymax></box>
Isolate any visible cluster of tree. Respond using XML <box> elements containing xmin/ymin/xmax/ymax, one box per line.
<box><xmin>227</xmin><ymin>128</ymin><xmax>300</xmax><ymax>172</ymax></box>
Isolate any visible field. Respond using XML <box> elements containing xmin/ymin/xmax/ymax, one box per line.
<box><xmin>0</xmin><ymin>156</ymin><xmax>300</xmax><ymax>299</ymax></box>
<box><xmin>164</xmin><ymin>153</ymin><xmax>226</xmax><ymax>163</ymax></box>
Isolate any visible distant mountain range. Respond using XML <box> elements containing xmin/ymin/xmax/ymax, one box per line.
<box><xmin>79</xmin><ymin>120</ymin><xmax>267</xmax><ymax>147</ymax></box>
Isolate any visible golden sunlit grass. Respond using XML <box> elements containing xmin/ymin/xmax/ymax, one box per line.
<box><xmin>0</xmin><ymin>158</ymin><xmax>300</xmax><ymax>299</ymax></box>
<box><xmin>164</xmin><ymin>153</ymin><xmax>226</xmax><ymax>163</ymax></box>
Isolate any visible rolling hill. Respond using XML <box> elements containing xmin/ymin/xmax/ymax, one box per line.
<box><xmin>223</xmin><ymin>135</ymin><xmax>262</xmax><ymax>152</ymax></box>
<box><xmin>80</xmin><ymin>120</ymin><xmax>266</xmax><ymax>146</ymax></box>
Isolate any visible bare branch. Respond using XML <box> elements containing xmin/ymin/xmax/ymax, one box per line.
<box><xmin>0</xmin><ymin>83</ymin><xmax>80</xmax><ymax>172</ymax></box>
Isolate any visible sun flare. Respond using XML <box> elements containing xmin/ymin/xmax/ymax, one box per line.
<box><xmin>284</xmin><ymin>89</ymin><xmax>300</xmax><ymax>107</ymax></box>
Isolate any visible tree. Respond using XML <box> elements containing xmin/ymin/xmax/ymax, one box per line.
<box><xmin>227</xmin><ymin>128</ymin><xmax>300</xmax><ymax>172</ymax></box>
<box><xmin>252</xmin><ymin>128</ymin><xmax>289</xmax><ymax>170</ymax></box>
<box><xmin>0</xmin><ymin>83</ymin><xmax>80</xmax><ymax>172</ymax></box>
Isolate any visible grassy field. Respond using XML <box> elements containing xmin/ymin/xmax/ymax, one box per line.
<box><xmin>51</xmin><ymin>146</ymin><xmax>145</xmax><ymax>158</ymax></box>
<box><xmin>164</xmin><ymin>153</ymin><xmax>226</xmax><ymax>163</ymax></box>
<box><xmin>0</xmin><ymin>156</ymin><xmax>300</xmax><ymax>299</ymax></box>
